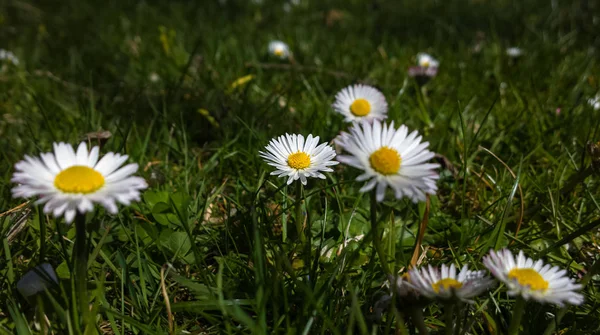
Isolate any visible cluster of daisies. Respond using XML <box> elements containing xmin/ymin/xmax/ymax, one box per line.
<box><xmin>259</xmin><ymin>82</ymin><xmax>439</xmax><ymax>202</ymax></box>
<box><xmin>262</xmin><ymin>43</ymin><xmax>440</xmax><ymax>202</ymax></box>
<box><xmin>401</xmin><ymin>249</ymin><xmax>583</xmax><ymax>307</ymax></box>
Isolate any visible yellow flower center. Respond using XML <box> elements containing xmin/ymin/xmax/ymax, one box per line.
<box><xmin>54</xmin><ymin>166</ymin><xmax>105</xmax><ymax>194</ymax></box>
<box><xmin>369</xmin><ymin>146</ymin><xmax>401</xmax><ymax>175</ymax></box>
<box><xmin>422</xmin><ymin>60</ymin><xmax>430</xmax><ymax>67</ymax></box>
<box><xmin>432</xmin><ymin>278</ymin><xmax>463</xmax><ymax>293</ymax></box>
<box><xmin>349</xmin><ymin>98</ymin><xmax>371</xmax><ymax>116</ymax></box>
<box><xmin>287</xmin><ymin>152</ymin><xmax>311</xmax><ymax>170</ymax></box>
<box><xmin>508</xmin><ymin>268</ymin><xmax>549</xmax><ymax>291</ymax></box>
<box><xmin>274</xmin><ymin>48</ymin><xmax>284</xmax><ymax>56</ymax></box>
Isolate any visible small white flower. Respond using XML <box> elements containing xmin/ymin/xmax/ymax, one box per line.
<box><xmin>12</xmin><ymin>142</ymin><xmax>148</xmax><ymax>223</ymax></box>
<box><xmin>506</xmin><ymin>47</ymin><xmax>524</xmax><ymax>58</ymax></box>
<box><xmin>0</xmin><ymin>49</ymin><xmax>19</xmax><ymax>65</ymax></box>
<box><xmin>259</xmin><ymin>134</ymin><xmax>338</xmax><ymax>185</ymax></box>
<box><xmin>483</xmin><ymin>249</ymin><xmax>584</xmax><ymax>306</ymax></box>
<box><xmin>332</xmin><ymin>84</ymin><xmax>388</xmax><ymax>122</ymax></box>
<box><xmin>268</xmin><ymin>40</ymin><xmax>291</xmax><ymax>59</ymax></box>
<box><xmin>149</xmin><ymin>72</ymin><xmax>160</xmax><ymax>83</ymax></box>
<box><xmin>417</xmin><ymin>53</ymin><xmax>439</xmax><ymax>68</ymax></box>
<box><xmin>336</xmin><ymin>120</ymin><xmax>439</xmax><ymax>202</ymax></box>
<box><xmin>588</xmin><ymin>94</ymin><xmax>600</xmax><ymax>111</ymax></box>
<box><xmin>408</xmin><ymin>264</ymin><xmax>494</xmax><ymax>302</ymax></box>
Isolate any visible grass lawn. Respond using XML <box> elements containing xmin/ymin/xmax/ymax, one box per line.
<box><xmin>1</xmin><ymin>0</ymin><xmax>600</xmax><ymax>334</ymax></box>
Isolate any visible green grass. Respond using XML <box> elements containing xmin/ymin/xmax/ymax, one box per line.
<box><xmin>1</xmin><ymin>0</ymin><xmax>600</xmax><ymax>333</ymax></box>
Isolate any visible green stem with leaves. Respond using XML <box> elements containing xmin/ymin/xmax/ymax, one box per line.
<box><xmin>370</xmin><ymin>190</ymin><xmax>391</xmax><ymax>275</ymax></box>
<box><xmin>507</xmin><ymin>297</ymin><xmax>526</xmax><ymax>335</ymax></box>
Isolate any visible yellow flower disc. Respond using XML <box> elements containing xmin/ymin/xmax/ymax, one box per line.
<box><xmin>369</xmin><ymin>146</ymin><xmax>401</xmax><ymax>175</ymax></box>
<box><xmin>287</xmin><ymin>152</ymin><xmax>311</xmax><ymax>170</ymax></box>
<box><xmin>54</xmin><ymin>166</ymin><xmax>105</xmax><ymax>194</ymax></box>
<box><xmin>349</xmin><ymin>98</ymin><xmax>371</xmax><ymax>116</ymax></box>
<box><xmin>508</xmin><ymin>268</ymin><xmax>548</xmax><ymax>291</ymax></box>
<box><xmin>274</xmin><ymin>48</ymin><xmax>284</xmax><ymax>56</ymax></box>
<box><xmin>432</xmin><ymin>278</ymin><xmax>463</xmax><ymax>293</ymax></box>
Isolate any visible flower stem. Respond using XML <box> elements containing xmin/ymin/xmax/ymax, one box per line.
<box><xmin>370</xmin><ymin>190</ymin><xmax>391</xmax><ymax>275</ymax></box>
<box><xmin>444</xmin><ymin>303</ymin><xmax>455</xmax><ymax>335</ymax></box>
<box><xmin>295</xmin><ymin>182</ymin><xmax>306</xmax><ymax>243</ymax></box>
<box><xmin>74</xmin><ymin>213</ymin><xmax>89</xmax><ymax>327</ymax></box>
<box><xmin>410</xmin><ymin>308</ymin><xmax>429</xmax><ymax>335</ymax></box>
<box><xmin>507</xmin><ymin>297</ymin><xmax>527</xmax><ymax>335</ymax></box>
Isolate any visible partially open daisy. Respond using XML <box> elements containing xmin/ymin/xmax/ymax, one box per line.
<box><xmin>332</xmin><ymin>84</ymin><xmax>388</xmax><ymax>122</ymax></box>
<box><xmin>259</xmin><ymin>134</ymin><xmax>338</xmax><ymax>185</ymax></box>
<box><xmin>483</xmin><ymin>249</ymin><xmax>584</xmax><ymax>306</ymax></box>
<box><xmin>268</xmin><ymin>40</ymin><xmax>291</xmax><ymax>59</ymax></box>
<box><xmin>12</xmin><ymin>142</ymin><xmax>148</xmax><ymax>223</ymax></box>
<box><xmin>408</xmin><ymin>264</ymin><xmax>494</xmax><ymax>302</ymax></box>
<box><xmin>336</xmin><ymin>120</ymin><xmax>439</xmax><ymax>202</ymax></box>
<box><xmin>417</xmin><ymin>52</ymin><xmax>439</xmax><ymax>68</ymax></box>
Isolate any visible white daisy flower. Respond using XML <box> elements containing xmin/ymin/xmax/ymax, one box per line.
<box><xmin>408</xmin><ymin>264</ymin><xmax>494</xmax><ymax>302</ymax></box>
<box><xmin>12</xmin><ymin>142</ymin><xmax>148</xmax><ymax>223</ymax></box>
<box><xmin>332</xmin><ymin>84</ymin><xmax>388</xmax><ymax>122</ymax></box>
<box><xmin>268</xmin><ymin>40</ymin><xmax>291</xmax><ymax>59</ymax></box>
<box><xmin>0</xmin><ymin>49</ymin><xmax>19</xmax><ymax>65</ymax></box>
<box><xmin>417</xmin><ymin>52</ymin><xmax>439</xmax><ymax>68</ymax></box>
<box><xmin>506</xmin><ymin>47</ymin><xmax>524</xmax><ymax>58</ymax></box>
<box><xmin>259</xmin><ymin>134</ymin><xmax>338</xmax><ymax>185</ymax></box>
<box><xmin>483</xmin><ymin>249</ymin><xmax>584</xmax><ymax>306</ymax></box>
<box><xmin>336</xmin><ymin>120</ymin><xmax>439</xmax><ymax>202</ymax></box>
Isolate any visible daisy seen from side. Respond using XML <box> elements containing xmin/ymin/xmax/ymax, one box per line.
<box><xmin>483</xmin><ymin>249</ymin><xmax>584</xmax><ymax>306</ymax></box>
<box><xmin>335</xmin><ymin>120</ymin><xmax>439</xmax><ymax>202</ymax></box>
<box><xmin>416</xmin><ymin>52</ymin><xmax>439</xmax><ymax>68</ymax></box>
<box><xmin>12</xmin><ymin>142</ymin><xmax>148</xmax><ymax>223</ymax></box>
<box><xmin>259</xmin><ymin>134</ymin><xmax>338</xmax><ymax>185</ymax></box>
<box><xmin>408</xmin><ymin>263</ymin><xmax>494</xmax><ymax>302</ymax></box>
<box><xmin>332</xmin><ymin>84</ymin><xmax>388</xmax><ymax>122</ymax></box>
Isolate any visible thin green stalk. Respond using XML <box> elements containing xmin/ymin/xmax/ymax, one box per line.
<box><xmin>370</xmin><ymin>190</ymin><xmax>391</xmax><ymax>275</ymax></box>
<box><xmin>295</xmin><ymin>182</ymin><xmax>306</xmax><ymax>243</ymax></box>
<box><xmin>410</xmin><ymin>308</ymin><xmax>429</xmax><ymax>335</ymax></box>
<box><xmin>444</xmin><ymin>303</ymin><xmax>455</xmax><ymax>335</ymax></box>
<box><xmin>38</xmin><ymin>206</ymin><xmax>46</xmax><ymax>263</ymax></box>
<box><xmin>74</xmin><ymin>213</ymin><xmax>89</xmax><ymax>331</ymax></box>
<box><xmin>507</xmin><ymin>297</ymin><xmax>526</xmax><ymax>335</ymax></box>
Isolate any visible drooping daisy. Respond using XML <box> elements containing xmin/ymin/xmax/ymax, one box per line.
<box><xmin>268</xmin><ymin>40</ymin><xmax>291</xmax><ymax>59</ymax></box>
<box><xmin>416</xmin><ymin>52</ymin><xmax>439</xmax><ymax>68</ymax></box>
<box><xmin>483</xmin><ymin>249</ymin><xmax>584</xmax><ymax>306</ymax></box>
<box><xmin>408</xmin><ymin>264</ymin><xmax>494</xmax><ymax>302</ymax></box>
<box><xmin>336</xmin><ymin>120</ymin><xmax>439</xmax><ymax>202</ymax></box>
<box><xmin>12</xmin><ymin>142</ymin><xmax>148</xmax><ymax>223</ymax></box>
<box><xmin>332</xmin><ymin>84</ymin><xmax>388</xmax><ymax>122</ymax></box>
<box><xmin>259</xmin><ymin>134</ymin><xmax>338</xmax><ymax>185</ymax></box>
